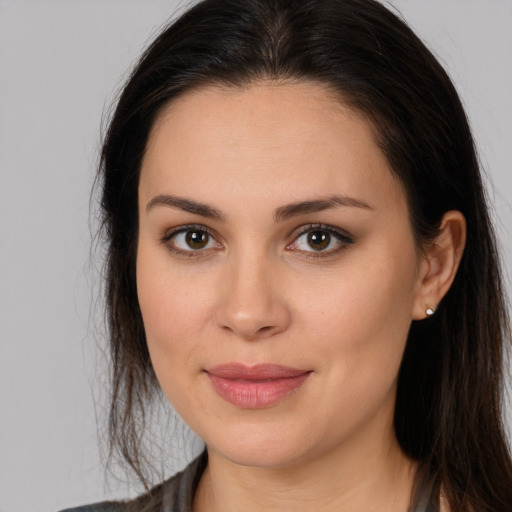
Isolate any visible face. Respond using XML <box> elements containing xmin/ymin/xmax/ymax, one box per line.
<box><xmin>137</xmin><ymin>82</ymin><xmax>426</xmax><ymax>469</ymax></box>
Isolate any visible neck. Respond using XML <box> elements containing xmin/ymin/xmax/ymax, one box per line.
<box><xmin>193</xmin><ymin>428</ymin><xmax>417</xmax><ymax>512</ymax></box>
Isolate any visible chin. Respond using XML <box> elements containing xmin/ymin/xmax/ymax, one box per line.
<box><xmin>201</xmin><ymin>421</ymin><xmax>321</xmax><ymax>469</ymax></box>
<box><xmin>215</xmin><ymin>443</ymin><xmax>306</xmax><ymax>469</ymax></box>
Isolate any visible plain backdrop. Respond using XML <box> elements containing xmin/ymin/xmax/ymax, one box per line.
<box><xmin>0</xmin><ymin>1</ymin><xmax>511</xmax><ymax>511</ymax></box>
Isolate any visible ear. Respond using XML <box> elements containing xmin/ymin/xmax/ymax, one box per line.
<box><xmin>412</xmin><ymin>210</ymin><xmax>466</xmax><ymax>320</ymax></box>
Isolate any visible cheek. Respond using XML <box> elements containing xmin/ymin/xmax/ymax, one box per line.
<box><xmin>333</xmin><ymin>236</ymin><xmax>416</xmax><ymax>325</ymax></box>
<box><xmin>137</xmin><ymin>234</ymin><xmax>218</xmax><ymax>329</ymax></box>
<box><xmin>136</xmin><ymin>244</ymin><xmax>212</xmax><ymax>387</ymax></box>
<box><xmin>291</xmin><ymin>260</ymin><xmax>416</xmax><ymax>444</ymax></box>
<box><xmin>297</xmin><ymin>241</ymin><xmax>418</xmax><ymax>386</ymax></box>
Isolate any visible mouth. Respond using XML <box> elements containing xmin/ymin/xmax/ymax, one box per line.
<box><xmin>205</xmin><ymin>363</ymin><xmax>312</xmax><ymax>409</ymax></box>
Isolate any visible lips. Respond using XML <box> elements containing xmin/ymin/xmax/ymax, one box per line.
<box><xmin>205</xmin><ymin>363</ymin><xmax>312</xmax><ymax>409</ymax></box>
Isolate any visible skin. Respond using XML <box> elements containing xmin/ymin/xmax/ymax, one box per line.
<box><xmin>137</xmin><ymin>82</ymin><xmax>465</xmax><ymax>512</ymax></box>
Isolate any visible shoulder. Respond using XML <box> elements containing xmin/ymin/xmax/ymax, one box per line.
<box><xmin>58</xmin><ymin>492</ymin><xmax>161</xmax><ymax>512</ymax></box>
<box><xmin>60</xmin><ymin>451</ymin><xmax>207</xmax><ymax>512</ymax></box>
<box><xmin>60</xmin><ymin>504</ymin><xmax>126</xmax><ymax>512</ymax></box>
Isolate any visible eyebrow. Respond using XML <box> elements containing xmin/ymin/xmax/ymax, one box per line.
<box><xmin>273</xmin><ymin>195</ymin><xmax>373</xmax><ymax>222</ymax></box>
<box><xmin>146</xmin><ymin>194</ymin><xmax>372</xmax><ymax>222</ymax></box>
<box><xmin>146</xmin><ymin>194</ymin><xmax>225</xmax><ymax>220</ymax></box>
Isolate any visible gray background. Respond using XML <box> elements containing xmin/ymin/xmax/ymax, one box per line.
<box><xmin>0</xmin><ymin>1</ymin><xmax>511</xmax><ymax>511</ymax></box>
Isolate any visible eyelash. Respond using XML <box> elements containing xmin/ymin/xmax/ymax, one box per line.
<box><xmin>287</xmin><ymin>223</ymin><xmax>354</xmax><ymax>259</ymax></box>
<box><xmin>161</xmin><ymin>224</ymin><xmax>221</xmax><ymax>259</ymax></box>
<box><xmin>160</xmin><ymin>223</ymin><xmax>354</xmax><ymax>259</ymax></box>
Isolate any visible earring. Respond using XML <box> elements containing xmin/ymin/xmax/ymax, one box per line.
<box><xmin>425</xmin><ymin>307</ymin><xmax>435</xmax><ymax>316</ymax></box>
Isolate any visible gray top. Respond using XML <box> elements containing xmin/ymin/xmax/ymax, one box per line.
<box><xmin>61</xmin><ymin>453</ymin><xmax>438</xmax><ymax>512</ymax></box>
<box><xmin>60</xmin><ymin>453</ymin><xmax>207</xmax><ymax>512</ymax></box>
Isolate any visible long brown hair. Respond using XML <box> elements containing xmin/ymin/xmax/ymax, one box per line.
<box><xmin>97</xmin><ymin>0</ymin><xmax>512</xmax><ymax>509</ymax></box>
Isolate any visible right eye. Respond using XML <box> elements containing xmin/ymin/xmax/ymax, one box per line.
<box><xmin>162</xmin><ymin>226</ymin><xmax>222</xmax><ymax>256</ymax></box>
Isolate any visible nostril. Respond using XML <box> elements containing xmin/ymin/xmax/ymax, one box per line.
<box><xmin>220</xmin><ymin>322</ymin><xmax>279</xmax><ymax>341</ymax></box>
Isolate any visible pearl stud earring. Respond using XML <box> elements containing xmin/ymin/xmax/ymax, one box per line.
<box><xmin>425</xmin><ymin>307</ymin><xmax>435</xmax><ymax>316</ymax></box>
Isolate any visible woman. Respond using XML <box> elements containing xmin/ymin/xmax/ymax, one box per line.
<box><xmin>64</xmin><ymin>0</ymin><xmax>512</xmax><ymax>510</ymax></box>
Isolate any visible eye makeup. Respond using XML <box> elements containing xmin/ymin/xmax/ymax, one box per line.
<box><xmin>160</xmin><ymin>224</ymin><xmax>223</xmax><ymax>259</ymax></box>
<box><xmin>286</xmin><ymin>223</ymin><xmax>354</xmax><ymax>259</ymax></box>
<box><xmin>160</xmin><ymin>221</ymin><xmax>354</xmax><ymax>261</ymax></box>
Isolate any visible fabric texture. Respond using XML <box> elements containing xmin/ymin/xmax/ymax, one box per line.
<box><xmin>59</xmin><ymin>452</ymin><xmax>207</xmax><ymax>512</ymax></box>
<box><xmin>61</xmin><ymin>452</ymin><xmax>438</xmax><ymax>511</ymax></box>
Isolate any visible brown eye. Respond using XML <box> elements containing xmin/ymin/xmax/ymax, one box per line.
<box><xmin>307</xmin><ymin>230</ymin><xmax>331</xmax><ymax>251</ymax></box>
<box><xmin>164</xmin><ymin>226</ymin><xmax>219</xmax><ymax>254</ymax></box>
<box><xmin>289</xmin><ymin>225</ymin><xmax>353</xmax><ymax>256</ymax></box>
<box><xmin>185</xmin><ymin>230</ymin><xmax>209</xmax><ymax>249</ymax></box>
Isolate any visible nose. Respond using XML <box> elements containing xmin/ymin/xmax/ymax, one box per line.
<box><xmin>215</xmin><ymin>254</ymin><xmax>291</xmax><ymax>341</ymax></box>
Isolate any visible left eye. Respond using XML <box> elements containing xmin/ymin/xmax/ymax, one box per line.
<box><xmin>290</xmin><ymin>227</ymin><xmax>352</xmax><ymax>253</ymax></box>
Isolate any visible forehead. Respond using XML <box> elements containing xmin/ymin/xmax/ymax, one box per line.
<box><xmin>140</xmin><ymin>81</ymin><xmax>406</xmax><ymax>213</ymax></box>
<box><xmin>147</xmin><ymin>80</ymin><xmax>369</xmax><ymax>157</ymax></box>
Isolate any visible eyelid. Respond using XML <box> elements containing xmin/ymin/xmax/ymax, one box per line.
<box><xmin>291</xmin><ymin>223</ymin><xmax>353</xmax><ymax>241</ymax></box>
<box><xmin>159</xmin><ymin>222</ymin><xmax>353</xmax><ymax>259</ymax></box>
<box><xmin>161</xmin><ymin>224</ymin><xmax>216</xmax><ymax>242</ymax></box>
<box><xmin>286</xmin><ymin>223</ymin><xmax>354</xmax><ymax>256</ymax></box>
<box><xmin>160</xmin><ymin>224</ymin><xmax>223</xmax><ymax>257</ymax></box>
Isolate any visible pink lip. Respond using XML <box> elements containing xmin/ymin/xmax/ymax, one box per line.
<box><xmin>206</xmin><ymin>363</ymin><xmax>312</xmax><ymax>409</ymax></box>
